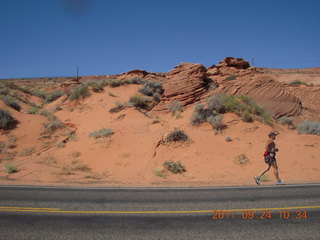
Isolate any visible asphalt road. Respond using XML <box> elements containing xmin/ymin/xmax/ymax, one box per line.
<box><xmin>0</xmin><ymin>184</ymin><xmax>319</xmax><ymax>240</ymax></box>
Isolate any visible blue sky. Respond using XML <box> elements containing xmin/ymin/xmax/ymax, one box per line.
<box><xmin>1</xmin><ymin>0</ymin><xmax>320</xmax><ymax>78</ymax></box>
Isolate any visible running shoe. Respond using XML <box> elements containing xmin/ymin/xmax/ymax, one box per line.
<box><xmin>254</xmin><ymin>176</ymin><xmax>260</xmax><ymax>185</ymax></box>
<box><xmin>276</xmin><ymin>180</ymin><xmax>285</xmax><ymax>185</ymax></box>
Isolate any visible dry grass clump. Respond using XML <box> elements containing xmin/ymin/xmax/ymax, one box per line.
<box><xmin>61</xmin><ymin>160</ymin><xmax>91</xmax><ymax>175</ymax></box>
<box><xmin>89</xmin><ymin>128</ymin><xmax>113</xmax><ymax>139</ymax></box>
<box><xmin>165</xmin><ymin>129</ymin><xmax>189</xmax><ymax>142</ymax></box>
<box><xmin>234</xmin><ymin>154</ymin><xmax>251</xmax><ymax>166</ymax></box>
<box><xmin>19</xmin><ymin>147</ymin><xmax>36</xmax><ymax>156</ymax></box>
<box><xmin>296</xmin><ymin>121</ymin><xmax>320</xmax><ymax>136</ymax></box>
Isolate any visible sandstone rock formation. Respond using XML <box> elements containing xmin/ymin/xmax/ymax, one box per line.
<box><xmin>154</xmin><ymin>63</ymin><xmax>211</xmax><ymax>110</ymax></box>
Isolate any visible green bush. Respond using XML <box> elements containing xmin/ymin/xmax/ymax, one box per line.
<box><xmin>207</xmin><ymin>115</ymin><xmax>224</xmax><ymax>132</ymax></box>
<box><xmin>4</xmin><ymin>163</ymin><xmax>17</xmax><ymax>174</ymax></box>
<box><xmin>43</xmin><ymin>120</ymin><xmax>63</xmax><ymax>133</ymax></box>
<box><xmin>45</xmin><ymin>90</ymin><xmax>64</xmax><ymax>103</ymax></box>
<box><xmin>27</xmin><ymin>106</ymin><xmax>40</xmax><ymax>114</ymax></box>
<box><xmin>206</xmin><ymin>94</ymin><xmax>227</xmax><ymax>113</ymax></box>
<box><xmin>89</xmin><ymin>128</ymin><xmax>113</xmax><ymax>139</ymax></box>
<box><xmin>166</xmin><ymin>129</ymin><xmax>189</xmax><ymax>142</ymax></box>
<box><xmin>190</xmin><ymin>104</ymin><xmax>215</xmax><ymax>126</ymax></box>
<box><xmin>138</xmin><ymin>81</ymin><xmax>163</xmax><ymax>96</ymax></box>
<box><xmin>2</xmin><ymin>96</ymin><xmax>21</xmax><ymax>111</ymax></box>
<box><xmin>278</xmin><ymin>116</ymin><xmax>293</xmax><ymax>127</ymax></box>
<box><xmin>296</xmin><ymin>121</ymin><xmax>320</xmax><ymax>136</ymax></box>
<box><xmin>163</xmin><ymin>161</ymin><xmax>186</xmax><ymax>174</ymax></box>
<box><xmin>128</xmin><ymin>95</ymin><xmax>150</xmax><ymax>110</ymax></box>
<box><xmin>241</xmin><ymin>111</ymin><xmax>253</xmax><ymax>122</ymax></box>
<box><xmin>0</xmin><ymin>109</ymin><xmax>18</xmax><ymax>130</ymax></box>
<box><xmin>87</xmin><ymin>81</ymin><xmax>104</xmax><ymax>92</ymax></box>
<box><xmin>153</xmin><ymin>92</ymin><xmax>161</xmax><ymax>103</ymax></box>
<box><xmin>69</xmin><ymin>84</ymin><xmax>89</xmax><ymax>100</ymax></box>
<box><xmin>31</xmin><ymin>90</ymin><xmax>47</xmax><ymax>99</ymax></box>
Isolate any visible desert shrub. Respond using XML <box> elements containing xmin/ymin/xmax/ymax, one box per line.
<box><xmin>234</xmin><ymin>154</ymin><xmax>251</xmax><ymax>166</ymax></box>
<box><xmin>6</xmin><ymin>135</ymin><xmax>17</xmax><ymax>148</ymax></box>
<box><xmin>163</xmin><ymin>161</ymin><xmax>186</xmax><ymax>174</ymax></box>
<box><xmin>43</xmin><ymin>120</ymin><xmax>63</xmax><ymax>133</ymax></box>
<box><xmin>153</xmin><ymin>167</ymin><xmax>165</xmax><ymax>178</ymax></box>
<box><xmin>225</xmin><ymin>136</ymin><xmax>232</xmax><ymax>142</ymax></box>
<box><xmin>31</xmin><ymin>90</ymin><xmax>47</xmax><ymax>99</ymax></box>
<box><xmin>0</xmin><ymin>82</ymin><xmax>9</xmax><ymax>95</ymax></box>
<box><xmin>105</xmin><ymin>79</ymin><xmax>123</xmax><ymax>88</ymax></box>
<box><xmin>87</xmin><ymin>81</ymin><xmax>104</xmax><ymax>92</ymax></box>
<box><xmin>0</xmin><ymin>109</ymin><xmax>18</xmax><ymax>130</ymax></box>
<box><xmin>168</xmin><ymin>101</ymin><xmax>183</xmax><ymax>115</ymax></box>
<box><xmin>138</xmin><ymin>81</ymin><xmax>163</xmax><ymax>96</ymax></box>
<box><xmin>57</xmin><ymin>142</ymin><xmax>66</xmax><ymax>148</ymax></box>
<box><xmin>224</xmin><ymin>75</ymin><xmax>238</xmax><ymax>81</ymax></box>
<box><xmin>166</xmin><ymin>129</ymin><xmax>189</xmax><ymax>142</ymax></box>
<box><xmin>4</xmin><ymin>163</ymin><xmax>17</xmax><ymax>174</ymax></box>
<box><xmin>278</xmin><ymin>116</ymin><xmax>293</xmax><ymax>127</ymax></box>
<box><xmin>20</xmin><ymin>147</ymin><xmax>36</xmax><ymax>156</ymax></box>
<box><xmin>40</xmin><ymin>110</ymin><xmax>57</xmax><ymax>121</ymax></box>
<box><xmin>89</xmin><ymin>128</ymin><xmax>113</xmax><ymax>139</ymax></box>
<box><xmin>153</xmin><ymin>92</ymin><xmax>161</xmax><ymax>103</ymax></box>
<box><xmin>109</xmin><ymin>101</ymin><xmax>125</xmax><ymax>113</ymax></box>
<box><xmin>241</xmin><ymin>111</ymin><xmax>253</xmax><ymax>122</ymax></box>
<box><xmin>129</xmin><ymin>76</ymin><xmax>145</xmax><ymax>84</ymax></box>
<box><xmin>190</xmin><ymin>104</ymin><xmax>215</xmax><ymax>126</ymax></box>
<box><xmin>206</xmin><ymin>94</ymin><xmax>227</xmax><ymax>113</ymax></box>
<box><xmin>207</xmin><ymin>115</ymin><xmax>224</xmax><ymax>132</ymax></box>
<box><xmin>2</xmin><ymin>95</ymin><xmax>21</xmax><ymax>111</ymax></box>
<box><xmin>288</xmin><ymin>80</ymin><xmax>308</xmax><ymax>86</ymax></box>
<box><xmin>296</xmin><ymin>121</ymin><xmax>320</xmax><ymax>136</ymax></box>
<box><xmin>45</xmin><ymin>90</ymin><xmax>64</xmax><ymax>103</ymax></box>
<box><xmin>69</xmin><ymin>84</ymin><xmax>89</xmax><ymax>100</ymax></box>
<box><xmin>128</xmin><ymin>95</ymin><xmax>150</xmax><ymax>110</ymax></box>
<box><xmin>27</xmin><ymin>106</ymin><xmax>40</xmax><ymax>114</ymax></box>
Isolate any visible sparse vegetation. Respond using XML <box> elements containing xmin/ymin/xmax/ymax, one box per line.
<box><xmin>57</xmin><ymin>142</ymin><xmax>66</xmax><ymax>148</ymax></box>
<box><xmin>163</xmin><ymin>161</ymin><xmax>186</xmax><ymax>174</ymax></box>
<box><xmin>61</xmin><ymin>160</ymin><xmax>91</xmax><ymax>175</ymax></box>
<box><xmin>109</xmin><ymin>101</ymin><xmax>125</xmax><ymax>113</ymax></box>
<box><xmin>43</xmin><ymin>119</ymin><xmax>63</xmax><ymax>133</ymax></box>
<box><xmin>70</xmin><ymin>151</ymin><xmax>81</xmax><ymax>158</ymax></box>
<box><xmin>89</xmin><ymin>128</ymin><xmax>113</xmax><ymax>139</ymax></box>
<box><xmin>168</xmin><ymin>101</ymin><xmax>183</xmax><ymax>116</ymax></box>
<box><xmin>225</xmin><ymin>136</ymin><xmax>232</xmax><ymax>142</ymax></box>
<box><xmin>69</xmin><ymin>84</ymin><xmax>89</xmax><ymax>100</ymax></box>
<box><xmin>27</xmin><ymin>106</ymin><xmax>40</xmax><ymax>114</ymax></box>
<box><xmin>2</xmin><ymin>95</ymin><xmax>21</xmax><ymax>111</ymax></box>
<box><xmin>128</xmin><ymin>95</ymin><xmax>150</xmax><ymax>110</ymax></box>
<box><xmin>206</xmin><ymin>94</ymin><xmax>227</xmax><ymax>113</ymax></box>
<box><xmin>6</xmin><ymin>135</ymin><xmax>17</xmax><ymax>148</ymax></box>
<box><xmin>4</xmin><ymin>163</ymin><xmax>18</xmax><ymax>174</ymax></box>
<box><xmin>0</xmin><ymin>109</ymin><xmax>18</xmax><ymax>130</ymax></box>
<box><xmin>234</xmin><ymin>154</ymin><xmax>251</xmax><ymax>166</ymax></box>
<box><xmin>190</xmin><ymin>104</ymin><xmax>215</xmax><ymax>126</ymax></box>
<box><xmin>165</xmin><ymin>129</ymin><xmax>189</xmax><ymax>142</ymax></box>
<box><xmin>296</xmin><ymin>121</ymin><xmax>320</xmax><ymax>136</ymax></box>
<box><xmin>224</xmin><ymin>75</ymin><xmax>238</xmax><ymax>81</ymax></box>
<box><xmin>87</xmin><ymin>81</ymin><xmax>104</xmax><ymax>92</ymax></box>
<box><xmin>152</xmin><ymin>92</ymin><xmax>161</xmax><ymax>103</ymax></box>
<box><xmin>207</xmin><ymin>115</ymin><xmax>224</xmax><ymax>132</ymax></box>
<box><xmin>138</xmin><ymin>81</ymin><xmax>163</xmax><ymax>96</ymax></box>
<box><xmin>45</xmin><ymin>90</ymin><xmax>64</xmax><ymax>103</ymax></box>
<box><xmin>278</xmin><ymin>116</ymin><xmax>293</xmax><ymax>128</ymax></box>
<box><xmin>288</xmin><ymin>80</ymin><xmax>308</xmax><ymax>86</ymax></box>
<box><xmin>3</xmin><ymin>163</ymin><xmax>17</xmax><ymax>173</ymax></box>
<box><xmin>153</xmin><ymin>167</ymin><xmax>165</xmax><ymax>178</ymax></box>
<box><xmin>20</xmin><ymin>147</ymin><xmax>36</xmax><ymax>156</ymax></box>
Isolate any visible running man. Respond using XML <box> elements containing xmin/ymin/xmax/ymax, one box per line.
<box><xmin>254</xmin><ymin>132</ymin><xmax>284</xmax><ymax>185</ymax></box>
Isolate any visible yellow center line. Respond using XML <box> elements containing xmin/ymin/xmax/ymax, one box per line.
<box><xmin>0</xmin><ymin>206</ymin><xmax>319</xmax><ymax>214</ymax></box>
<box><xmin>0</xmin><ymin>207</ymin><xmax>60</xmax><ymax>210</ymax></box>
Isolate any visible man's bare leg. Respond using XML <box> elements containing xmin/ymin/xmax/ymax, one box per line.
<box><xmin>258</xmin><ymin>165</ymin><xmax>271</xmax><ymax>179</ymax></box>
<box><xmin>271</xmin><ymin>162</ymin><xmax>281</xmax><ymax>181</ymax></box>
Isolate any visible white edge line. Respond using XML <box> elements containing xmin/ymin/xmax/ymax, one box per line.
<box><xmin>0</xmin><ymin>183</ymin><xmax>320</xmax><ymax>191</ymax></box>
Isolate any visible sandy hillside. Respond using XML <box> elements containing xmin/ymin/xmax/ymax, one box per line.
<box><xmin>0</xmin><ymin>57</ymin><xmax>319</xmax><ymax>187</ymax></box>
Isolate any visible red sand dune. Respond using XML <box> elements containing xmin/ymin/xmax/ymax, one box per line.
<box><xmin>0</xmin><ymin>57</ymin><xmax>319</xmax><ymax>187</ymax></box>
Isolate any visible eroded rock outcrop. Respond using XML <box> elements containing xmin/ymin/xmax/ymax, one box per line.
<box><xmin>220</xmin><ymin>75</ymin><xmax>303</xmax><ymax>118</ymax></box>
<box><xmin>153</xmin><ymin>63</ymin><xmax>210</xmax><ymax>110</ymax></box>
